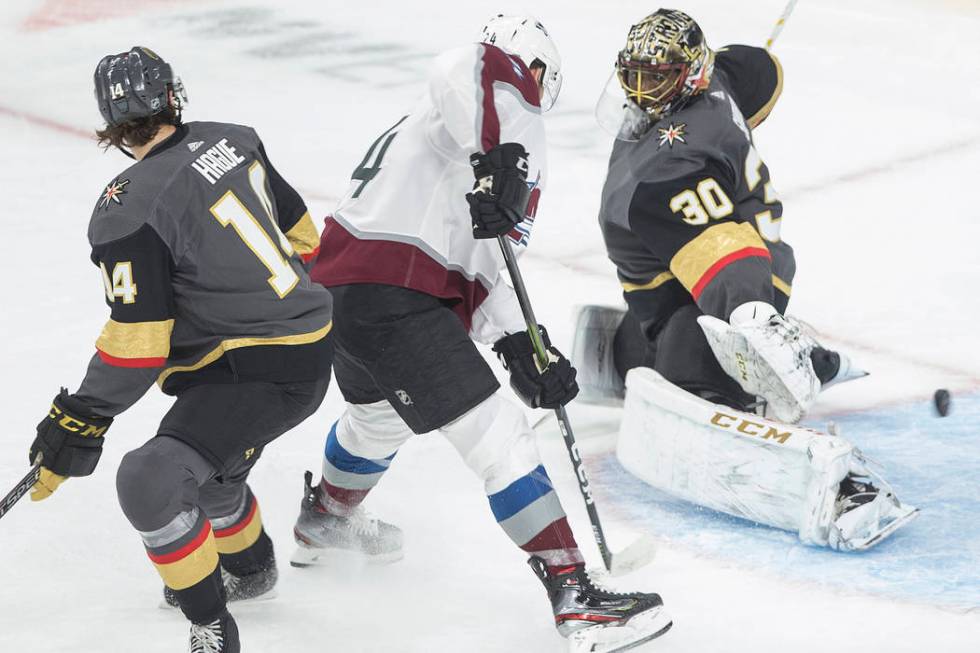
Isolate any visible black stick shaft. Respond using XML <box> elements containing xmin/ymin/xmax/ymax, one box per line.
<box><xmin>0</xmin><ymin>463</ymin><xmax>41</xmax><ymax>521</ymax></box>
<box><xmin>496</xmin><ymin>236</ymin><xmax>614</xmax><ymax>571</ymax></box>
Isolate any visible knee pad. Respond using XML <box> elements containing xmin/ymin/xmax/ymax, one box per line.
<box><xmin>439</xmin><ymin>392</ymin><xmax>541</xmax><ymax>494</ymax></box>
<box><xmin>654</xmin><ymin>304</ymin><xmax>754</xmax><ymax>408</ymax></box>
<box><xmin>336</xmin><ymin>400</ymin><xmax>414</xmax><ymax>460</ymax></box>
<box><xmin>116</xmin><ymin>440</ymin><xmax>202</xmax><ymax>532</ymax></box>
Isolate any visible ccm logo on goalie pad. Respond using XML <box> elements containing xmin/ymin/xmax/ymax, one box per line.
<box><xmin>710</xmin><ymin>412</ymin><xmax>791</xmax><ymax>444</ymax></box>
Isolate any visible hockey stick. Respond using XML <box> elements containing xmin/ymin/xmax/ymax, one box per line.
<box><xmin>496</xmin><ymin>235</ymin><xmax>656</xmax><ymax>576</ymax></box>
<box><xmin>766</xmin><ymin>0</ymin><xmax>800</xmax><ymax>50</ymax></box>
<box><xmin>0</xmin><ymin>456</ymin><xmax>42</xmax><ymax>521</ymax></box>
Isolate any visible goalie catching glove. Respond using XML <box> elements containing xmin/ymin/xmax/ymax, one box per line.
<box><xmin>28</xmin><ymin>389</ymin><xmax>112</xmax><ymax>501</ymax></box>
<box><xmin>493</xmin><ymin>327</ymin><xmax>579</xmax><ymax>409</ymax></box>
<box><xmin>466</xmin><ymin>143</ymin><xmax>532</xmax><ymax>239</ymax></box>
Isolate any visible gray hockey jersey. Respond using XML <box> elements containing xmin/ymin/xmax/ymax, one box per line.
<box><xmin>599</xmin><ymin>45</ymin><xmax>794</xmax><ymax>329</ymax></box>
<box><xmin>75</xmin><ymin>121</ymin><xmax>332</xmax><ymax>416</ymax></box>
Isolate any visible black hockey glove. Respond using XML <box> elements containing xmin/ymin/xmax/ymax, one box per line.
<box><xmin>465</xmin><ymin>143</ymin><xmax>532</xmax><ymax>239</ymax></box>
<box><xmin>493</xmin><ymin>327</ymin><xmax>579</xmax><ymax>410</ymax></box>
<box><xmin>30</xmin><ymin>389</ymin><xmax>112</xmax><ymax>478</ymax></box>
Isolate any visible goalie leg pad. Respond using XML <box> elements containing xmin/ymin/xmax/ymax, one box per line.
<box><xmin>616</xmin><ymin>368</ymin><xmax>917</xmax><ymax>550</ymax></box>
<box><xmin>570</xmin><ymin>305</ymin><xmax>627</xmax><ymax>405</ymax></box>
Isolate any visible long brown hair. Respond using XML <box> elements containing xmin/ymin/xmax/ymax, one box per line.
<box><xmin>96</xmin><ymin>107</ymin><xmax>179</xmax><ymax>151</ymax></box>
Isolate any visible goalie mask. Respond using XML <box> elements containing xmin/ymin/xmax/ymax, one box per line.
<box><xmin>94</xmin><ymin>46</ymin><xmax>186</xmax><ymax>128</ymax></box>
<box><xmin>596</xmin><ymin>9</ymin><xmax>714</xmax><ymax>141</ymax></box>
<box><xmin>480</xmin><ymin>15</ymin><xmax>563</xmax><ymax>111</ymax></box>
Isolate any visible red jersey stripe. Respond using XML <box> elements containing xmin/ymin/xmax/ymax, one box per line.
<box><xmin>690</xmin><ymin>247</ymin><xmax>772</xmax><ymax>301</ymax></box>
<box><xmin>97</xmin><ymin>349</ymin><xmax>166</xmax><ymax>368</ymax></box>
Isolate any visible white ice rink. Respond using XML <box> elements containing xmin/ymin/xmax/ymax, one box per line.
<box><xmin>1</xmin><ymin>0</ymin><xmax>979</xmax><ymax>651</ymax></box>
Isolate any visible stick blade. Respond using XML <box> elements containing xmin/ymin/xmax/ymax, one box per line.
<box><xmin>609</xmin><ymin>535</ymin><xmax>658</xmax><ymax>576</ymax></box>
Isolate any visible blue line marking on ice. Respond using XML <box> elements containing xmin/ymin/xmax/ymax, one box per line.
<box><xmin>595</xmin><ymin>393</ymin><xmax>980</xmax><ymax>609</ymax></box>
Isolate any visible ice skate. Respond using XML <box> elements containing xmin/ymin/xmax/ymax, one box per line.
<box><xmin>164</xmin><ymin>563</ymin><xmax>278</xmax><ymax>609</ymax></box>
<box><xmin>189</xmin><ymin>610</ymin><xmax>240</xmax><ymax>653</ymax></box>
<box><xmin>529</xmin><ymin>557</ymin><xmax>672</xmax><ymax>652</ymax></box>
<box><xmin>290</xmin><ymin>471</ymin><xmax>403</xmax><ymax>567</ymax></box>
<box><xmin>828</xmin><ymin>473</ymin><xmax>919</xmax><ymax>551</ymax></box>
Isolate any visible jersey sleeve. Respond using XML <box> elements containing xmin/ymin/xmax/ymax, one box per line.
<box><xmin>74</xmin><ymin>222</ymin><xmax>177</xmax><ymax>416</ymax></box>
<box><xmin>430</xmin><ymin>44</ymin><xmax>547</xmax><ymax>247</ymax></box>
<box><xmin>469</xmin><ymin>275</ymin><xmax>527</xmax><ymax>345</ymax></box>
<box><xmin>256</xmin><ymin>140</ymin><xmax>320</xmax><ymax>263</ymax></box>
<box><xmin>430</xmin><ymin>44</ymin><xmax>544</xmax><ymax>153</ymax></box>
<box><xmin>628</xmin><ymin>158</ymin><xmax>775</xmax><ymax>320</ymax></box>
<box><xmin>714</xmin><ymin>45</ymin><xmax>783</xmax><ymax>129</ymax></box>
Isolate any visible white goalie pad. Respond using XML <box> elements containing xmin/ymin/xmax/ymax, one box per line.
<box><xmin>570</xmin><ymin>305</ymin><xmax>626</xmax><ymax>406</ymax></box>
<box><xmin>616</xmin><ymin>368</ymin><xmax>918</xmax><ymax>550</ymax></box>
<box><xmin>698</xmin><ymin>301</ymin><xmax>820</xmax><ymax>424</ymax></box>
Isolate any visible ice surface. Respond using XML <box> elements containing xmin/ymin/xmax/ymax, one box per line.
<box><xmin>1</xmin><ymin>0</ymin><xmax>979</xmax><ymax>651</ymax></box>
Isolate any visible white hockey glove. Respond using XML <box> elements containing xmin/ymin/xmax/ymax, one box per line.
<box><xmin>697</xmin><ymin>301</ymin><xmax>819</xmax><ymax>424</ymax></box>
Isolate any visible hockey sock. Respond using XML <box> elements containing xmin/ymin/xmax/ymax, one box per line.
<box><xmin>319</xmin><ymin>421</ymin><xmax>396</xmax><ymax>517</ymax></box>
<box><xmin>487</xmin><ymin>465</ymin><xmax>584</xmax><ymax>572</ymax></box>
<box><xmin>212</xmin><ymin>488</ymin><xmax>274</xmax><ymax>576</ymax></box>
<box><xmin>141</xmin><ymin>507</ymin><xmax>225</xmax><ymax>623</ymax></box>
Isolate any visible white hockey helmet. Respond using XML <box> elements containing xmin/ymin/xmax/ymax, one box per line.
<box><xmin>480</xmin><ymin>15</ymin><xmax>562</xmax><ymax>111</ymax></box>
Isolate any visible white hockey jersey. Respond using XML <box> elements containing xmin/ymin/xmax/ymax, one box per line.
<box><xmin>310</xmin><ymin>43</ymin><xmax>547</xmax><ymax>343</ymax></box>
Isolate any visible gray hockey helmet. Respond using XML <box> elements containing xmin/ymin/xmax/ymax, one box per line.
<box><xmin>94</xmin><ymin>46</ymin><xmax>185</xmax><ymax>127</ymax></box>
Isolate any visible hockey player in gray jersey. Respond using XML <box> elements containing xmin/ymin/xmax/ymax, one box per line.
<box><xmin>24</xmin><ymin>47</ymin><xmax>333</xmax><ymax>652</ymax></box>
<box><xmin>576</xmin><ymin>10</ymin><xmax>917</xmax><ymax>552</ymax></box>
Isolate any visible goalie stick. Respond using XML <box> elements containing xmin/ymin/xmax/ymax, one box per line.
<box><xmin>496</xmin><ymin>235</ymin><xmax>656</xmax><ymax>576</ymax></box>
<box><xmin>766</xmin><ymin>0</ymin><xmax>800</xmax><ymax>50</ymax></box>
<box><xmin>0</xmin><ymin>456</ymin><xmax>41</xmax><ymax>521</ymax></box>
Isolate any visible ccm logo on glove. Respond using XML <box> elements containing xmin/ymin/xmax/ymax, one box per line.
<box><xmin>29</xmin><ymin>389</ymin><xmax>113</xmax><ymax>485</ymax></box>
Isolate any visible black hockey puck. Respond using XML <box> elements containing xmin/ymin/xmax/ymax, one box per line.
<box><xmin>933</xmin><ymin>389</ymin><xmax>951</xmax><ymax>417</ymax></box>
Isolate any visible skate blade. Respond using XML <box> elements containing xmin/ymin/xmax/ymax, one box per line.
<box><xmin>289</xmin><ymin>544</ymin><xmax>404</xmax><ymax>568</ymax></box>
<box><xmin>567</xmin><ymin>607</ymin><xmax>673</xmax><ymax>652</ymax></box>
<box><xmin>846</xmin><ymin>505</ymin><xmax>920</xmax><ymax>552</ymax></box>
<box><xmin>158</xmin><ymin>589</ymin><xmax>278</xmax><ymax>610</ymax></box>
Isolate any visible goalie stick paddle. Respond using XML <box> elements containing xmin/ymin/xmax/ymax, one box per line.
<box><xmin>0</xmin><ymin>460</ymin><xmax>41</xmax><ymax>521</ymax></box>
<box><xmin>496</xmin><ymin>235</ymin><xmax>657</xmax><ymax>576</ymax></box>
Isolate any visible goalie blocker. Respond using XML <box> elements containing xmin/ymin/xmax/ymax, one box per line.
<box><xmin>617</xmin><ymin>368</ymin><xmax>918</xmax><ymax>551</ymax></box>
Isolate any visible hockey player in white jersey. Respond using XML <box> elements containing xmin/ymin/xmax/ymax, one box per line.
<box><xmin>575</xmin><ymin>9</ymin><xmax>917</xmax><ymax>552</ymax></box>
<box><xmin>293</xmin><ymin>15</ymin><xmax>671</xmax><ymax>649</ymax></box>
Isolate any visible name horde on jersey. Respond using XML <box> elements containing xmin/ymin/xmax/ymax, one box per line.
<box><xmin>191</xmin><ymin>138</ymin><xmax>246</xmax><ymax>185</ymax></box>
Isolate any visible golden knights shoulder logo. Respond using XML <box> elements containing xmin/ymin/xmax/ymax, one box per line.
<box><xmin>657</xmin><ymin>123</ymin><xmax>687</xmax><ymax>149</ymax></box>
<box><xmin>99</xmin><ymin>178</ymin><xmax>130</xmax><ymax>209</ymax></box>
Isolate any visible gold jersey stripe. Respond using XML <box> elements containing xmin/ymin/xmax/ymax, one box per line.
<box><xmin>772</xmin><ymin>274</ymin><xmax>792</xmax><ymax>297</ymax></box>
<box><xmin>670</xmin><ymin>222</ymin><xmax>769</xmax><ymax>293</ymax></box>
<box><xmin>95</xmin><ymin>319</ymin><xmax>174</xmax><ymax>360</ymax></box>
<box><xmin>285</xmin><ymin>212</ymin><xmax>321</xmax><ymax>256</ymax></box>
<box><xmin>152</xmin><ymin>530</ymin><xmax>219</xmax><ymax>590</ymax></box>
<box><xmin>621</xmin><ymin>271</ymin><xmax>676</xmax><ymax>293</ymax></box>
<box><xmin>747</xmin><ymin>52</ymin><xmax>784</xmax><ymax>129</ymax></box>
<box><xmin>156</xmin><ymin>321</ymin><xmax>332</xmax><ymax>387</ymax></box>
